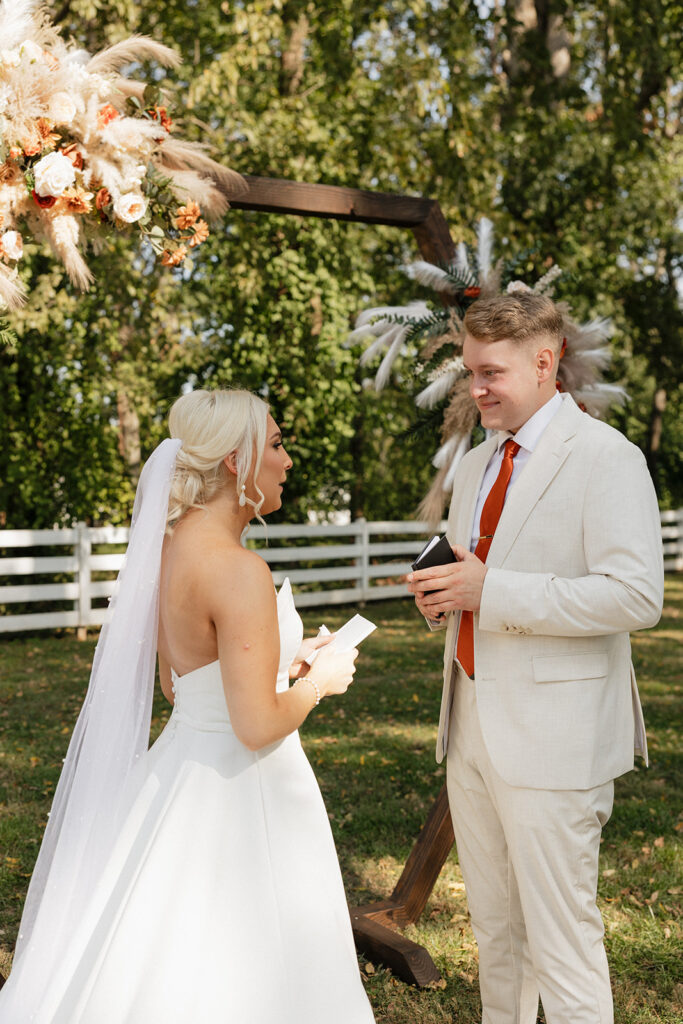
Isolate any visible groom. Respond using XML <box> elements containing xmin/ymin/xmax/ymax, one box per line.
<box><xmin>407</xmin><ymin>292</ymin><xmax>663</xmax><ymax>1024</ymax></box>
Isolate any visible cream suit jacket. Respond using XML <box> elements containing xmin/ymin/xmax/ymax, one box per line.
<box><xmin>435</xmin><ymin>394</ymin><xmax>664</xmax><ymax>790</ymax></box>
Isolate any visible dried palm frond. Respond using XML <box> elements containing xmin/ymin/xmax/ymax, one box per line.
<box><xmin>416</xmin><ymin>462</ymin><xmax>451</xmax><ymax>526</ymax></box>
<box><xmin>441</xmin><ymin>378</ymin><xmax>479</xmax><ymax>440</ymax></box>
<box><xmin>350</xmin><ymin>302</ymin><xmax>433</xmax><ymax>387</ymax></box>
<box><xmin>86</xmin><ymin>36</ymin><xmax>181</xmax><ymax>75</ymax></box>
<box><xmin>0</xmin><ymin>2</ymin><xmax>244</xmax><ymax>306</ymax></box>
<box><xmin>406</xmin><ymin>260</ymin><xmax>461</xmax><ymax>296</ymax></box>
<box><xmin>477</xmin><ymin>217</ymin><xmax>494</xmax><ymax>280</ymax></box>
<box><xmin>46</xmin><ymin>215</ymin><xmax>94</xmax><ymax>290</ymax></box>
<box><xmin>351</xmin><ymin>217</ymin><xmax>626</xmax><ymax>523</ymax></box>
<box><xmin>0</xmin><ymin>267</ymin><xmax>27</xmax><ymax>309</ymax></box>
<box><xmin>156</xmin><ymin>139</ymin><xmax>247</xmax><ymax>193</ymax></box>
<box><xmin>415</xmin><ymin>370</ymin><xmax>459</xmax><ymax>409</ymax></box>
<box><xmin>454</xmin><ymin>241</ymin><xmax>470</xmax><ymax>276</ymax></box>
<box><xmin>1</xmin><ymin>0</ymin><xmax>38</xmax><ymax>50</ymax></box>
<box><xmin>421</xmin><ymin>309</ymin><xmax>462</xmax><ymax>361</ymax></box>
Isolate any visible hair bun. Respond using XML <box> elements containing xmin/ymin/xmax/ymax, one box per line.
<box><xmin>165</xmin><ymin>389</ymin><xmax>269</xmax><ymax>533</ymax></box>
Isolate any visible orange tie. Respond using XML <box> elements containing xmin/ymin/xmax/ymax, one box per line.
<box><xmin>456</xmin><ymin>439</ymin><xmax>521</xmax><ymax>678</ymax></box>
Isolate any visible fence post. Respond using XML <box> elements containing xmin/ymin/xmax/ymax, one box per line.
<box><xmin>76</xmin><ymin>522</ymin><xmax>91</xmax><ymax>641</ymax></box>
<box><xmin>355</xmin><ymin>517</ymin><xmax>370</xmax><ymax>601</ymax></box>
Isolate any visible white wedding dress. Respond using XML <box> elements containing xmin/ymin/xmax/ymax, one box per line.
<box><xmin>27</xmin><ymin>579</ymin><xmax>374</xmax><ymax>1023</ymax></box>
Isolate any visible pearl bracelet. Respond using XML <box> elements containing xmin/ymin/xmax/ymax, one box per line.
<box><xmin>301</xmin><ymin>676</ymin><xmax>321</xmax><ymax>706</ymax></box>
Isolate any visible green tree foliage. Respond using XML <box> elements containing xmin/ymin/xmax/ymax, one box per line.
<box><xmin>0</xmin><ymin>0</ymin><xmax>680</xmax><ymax>527</ymax></box>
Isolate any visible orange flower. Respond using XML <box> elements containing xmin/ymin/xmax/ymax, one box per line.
<box><xmin>148</xmin><ymin>105</ymin><xmax>173</xmax><ymax>133</ymax></box>
<box><xmin>188</xmin><ymin>219</ymin><xmax>209</xmax><ymax>248</ymax></box>
<box><xmin>0</xmin><ymin>163</ymin><xmax>20</xmax><ymax>184</ymax></box>
<box><xmin>32</xmin><ymin>190</ymin><xmax>57</xmax><ymax>209</ymax></box>
<box><xmin>62</xmin><ymin>143</ymin><xmax>83</xmax><ymax>170</ymax></box>
<box><xmin>37</xmin><ymin>119</ymin><xmax>61</xmax><ymax>151</ymax></box>
<box><xmin>62</xmin><ymin>188</ymin><xmax>93</xmax><ymax>215</ymax></box>
<box><xmin>464</xmin><ymin>286</ymin><xmax>481</xmax><ymax>298</ymax></box>
<box><xmin>22</xmin><ymin>136</ymin><xmax>42</xmax><ymax>158</ymax></box>
<box><xmin>161</xmin><ymin>246</ymin><xmax>187</xmax><ymax>267</ymax></box>
<box><xmin>8</xmin><ymin>146</ymin><xmax>22</xmax><ymax>161</ymax></box>
<box><xmin>175</xmin><ymin>201</ymin><xmax>200</xmax><ymax>230</ymax></box>
<box><xmin>97</xmin><ymin>104</ymin><xmax>120</xmax><ymax>130</ymax></box>
<box><xmin>95</xmin><ymin>187</ymin><xmax>111</xmax><ymax>211</ymax></box>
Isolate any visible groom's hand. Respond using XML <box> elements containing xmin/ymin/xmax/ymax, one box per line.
<box><xmin>407</xmin><ymin>545</ymin><xmax>487</xmax><ymax>615</ymax></box>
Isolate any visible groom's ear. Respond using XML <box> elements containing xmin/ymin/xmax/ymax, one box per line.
<box><xmin>223</xmin><ymin>451</ymin><xmax>239</xmax><ymax>476</ymax></box>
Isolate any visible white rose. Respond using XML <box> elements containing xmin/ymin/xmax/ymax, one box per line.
<box><xmin>1</xmin><ymin>230</ymin><xmax>23</xmax><ymax>261</ymax></box>
<box><xmin>48</xmin><ymin>92</ymin><xmax>77</xmax><ymax>125</ymax></box>
<box><xmin>113</xmin><ymin>192</ymin><xmax>147</xmax><ymax>223</ymax></box>
<box><xmin>506</xmin><ymin>280</ymin><xmax>532</xmax><ymax>295</ymax></box>
<box><xmin>19</xmin><ymin>40</ymin><xmax>44</xmax><ymax>63</ymax></box>
<box><xmin>33</xmin><ymin>152</ymin><xmax>76</xmax><ymax>197</ymax></box>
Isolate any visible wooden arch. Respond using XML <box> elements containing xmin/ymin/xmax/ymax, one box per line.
<box><xmin>0</xmin><ymin>175</ymin><xmax>456</xmax><ymax>994</ymax></box>
<box><xmin>232</xmin><ymin>175</ymin><xmax>457</xmax><ymax>987</ymax></box>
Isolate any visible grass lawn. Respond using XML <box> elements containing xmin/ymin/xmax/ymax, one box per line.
<box><xmin>0</xmin><ymin>578</ymin><xmax>681</xmax><ymax>1021</ymax></box>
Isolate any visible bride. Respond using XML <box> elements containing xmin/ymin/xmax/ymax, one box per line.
<box><xmin>0</xmin><ymin>389</ymin><xmax>375</xmax><ymax>1023</ymax></box>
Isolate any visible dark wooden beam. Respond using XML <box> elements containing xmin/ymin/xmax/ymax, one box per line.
<box><xmin>350</xmin><ymin>908</ymin><xmax>442</xmax><ymax>987</ymax></box>
<box><xmin>389</xmin><ymin>783</ymin><xmax>455</xmax><ymax>925</ymax></box>
<box><xmin>412</xmin><ymin>203</ymin><xmax>457</xmax><ymax>265</ymax></box>
<box><xmin>228</xmin><ymin>174</ymin><xmax>438</xmax><ymax>229</ymax></box>
<box><xmin>349</xmin><ymin>784</ymin><xmax>455</xmax><ymax>985</ymax></box>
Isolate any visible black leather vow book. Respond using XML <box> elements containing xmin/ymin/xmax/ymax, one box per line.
<box><xmin>412</xmin><ymin>535</ymin><xmax>457</xmax><ymax>592</ymax></box>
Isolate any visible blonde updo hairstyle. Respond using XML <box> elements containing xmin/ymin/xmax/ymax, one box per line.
<box><xmin>166</xmin><ymin>389</ymin><xmax>269</xmax><ymax>534</ymax></box>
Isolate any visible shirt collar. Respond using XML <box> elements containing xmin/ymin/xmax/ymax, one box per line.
<box><xmin>496</xmin><ymin>390</ymin><xmax>563</xmax><ymax>454</ymax></box>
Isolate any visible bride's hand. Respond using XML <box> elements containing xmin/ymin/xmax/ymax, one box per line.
<box><xmin>307</xmin><ymin>647</ymin><xmax>358</xmax><ymax>697</ymax></box>
<box><xmin>289</xmin><ymin>634</ymin><xmax>333</xmax><ymax>679</ymax></box>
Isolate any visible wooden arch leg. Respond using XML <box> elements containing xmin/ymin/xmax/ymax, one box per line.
<box><xmin>350</xmin><ymin>783</ymin><xmax>455</xmax><ymax>986</ymax></box>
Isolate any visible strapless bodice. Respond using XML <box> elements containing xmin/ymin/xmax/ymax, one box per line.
<box><xmin>169</xmin><ymin>578</ymin><xmax>303</xmax><ymax>732</ymax></box>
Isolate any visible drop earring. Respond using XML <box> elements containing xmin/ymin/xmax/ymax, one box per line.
<box><xmin>238</xmin><ymin>484</ymin><xmax>247</xmax><ymax>507</ymax></box>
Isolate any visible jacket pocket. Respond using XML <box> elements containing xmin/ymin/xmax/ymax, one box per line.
<box><xmin>532</xmin><ymin>651</ymin><xmax>608</xmax><ymax>683</ymax></box>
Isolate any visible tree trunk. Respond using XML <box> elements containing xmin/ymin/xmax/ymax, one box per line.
<box><xmin>502</xmin><ymin>0</ymin><xmax>570</xmax><ymax>84</ymax></box>
<box><xmin>116</xmin><ymin>389</ymin><xmax>142</xmax><ymax>485</ymax></box>
<box><xmin>279</xmin><ymin>7</ymin><xmax>309</xmax><ymax>96</ymax></box>
<box><xmin>646</xmin><ymin>386</ymin><xmax>667</xmax><ymax>494</ymax></box>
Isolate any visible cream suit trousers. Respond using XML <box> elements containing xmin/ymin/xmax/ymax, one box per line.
<box><xmin>446</xmin><ymin>668</ymin><xmax>614</xmax><ymax>1024</ymax></box>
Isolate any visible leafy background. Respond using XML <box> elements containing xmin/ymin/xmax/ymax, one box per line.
<box><xmin>1</xmin><ymin>0</ymin><xmax>681</xmax><ymax>528</ymax></box>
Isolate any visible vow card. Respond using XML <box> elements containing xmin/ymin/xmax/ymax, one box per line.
<box><xmin>306</xmin><ymin>614</ymin><xmax>377</xmax><ymax>663</ymax></box>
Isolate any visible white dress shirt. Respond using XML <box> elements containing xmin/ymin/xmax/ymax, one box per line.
<box><xmin>469</xmin><ymin>391</ymin><xmax>563</xmax><ymax>551</ymax></box>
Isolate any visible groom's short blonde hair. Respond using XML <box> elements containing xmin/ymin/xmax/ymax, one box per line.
<box><xmin>464</xmin><ymin>293</ymin><xmax>564</xmax><ymax>353</ymax></box>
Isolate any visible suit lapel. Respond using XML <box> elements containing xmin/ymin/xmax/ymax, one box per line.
<box><xmin>446</xmin><ymin>436</ymin><xmax>498</xmax><ymax>548</ymax></box>
<box><xmin>488</xmin><ymin>396</ymin><xmax>583</xmax><ymax>566</ymax></box>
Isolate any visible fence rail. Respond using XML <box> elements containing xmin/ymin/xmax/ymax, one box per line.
<box><xmin>1</xmin><ymin>510</ymin><xmax>681</xmax><ymax>635</ymax></box>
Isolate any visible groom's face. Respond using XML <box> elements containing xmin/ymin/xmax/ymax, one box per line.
<box><xmin>463</xmin><ymin>333</ymin><xmax>556</xmax><ymax>434</ymax></box>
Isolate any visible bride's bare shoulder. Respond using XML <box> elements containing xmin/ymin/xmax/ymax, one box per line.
<box><xmin>200</xmin><ymin>539</ymin><xmax>273</xmax><ymax>596</ymax></box>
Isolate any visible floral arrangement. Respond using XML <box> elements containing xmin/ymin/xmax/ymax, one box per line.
<box><xmin>0</xmin><ymin>0</ymin><xmax>245</xmax><ymax>312</ymax></box>
<box><xmin>349</xmin><ymin>219</ymin><xmax>626</xmax><ymax>523</ymax></box>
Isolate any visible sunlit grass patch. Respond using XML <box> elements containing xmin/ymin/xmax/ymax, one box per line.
<box><xmin>0</xmin><ymin>578</ymin><xmax>680</xmax><ymax>1021</ymax></box>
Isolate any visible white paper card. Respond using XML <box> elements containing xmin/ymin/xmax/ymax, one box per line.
<box><xmin>306</xmin><ymin>614</ymin><xmax>377</xmax><ymax>663</ymax></box>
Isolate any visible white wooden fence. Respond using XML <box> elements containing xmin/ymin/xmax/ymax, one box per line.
<box><xmin>661</xmin><ymin>507</ymin><xmax>683</xmax><ymax>572</ymax></box>
<box><xmin>0</xmin><ymin>520</ymin><xmax>445</xmax><ymax>635</ymax></box>
<box><xmin>1</xmin><ymin>511</ymin><xmax>681</xmax><ymax>635</ymax></box>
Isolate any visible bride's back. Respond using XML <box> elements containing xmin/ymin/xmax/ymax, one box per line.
<box><xmin>158</xmin><ymin>508</ymin><xmax>242</xmax><ymax>677</ymax></box>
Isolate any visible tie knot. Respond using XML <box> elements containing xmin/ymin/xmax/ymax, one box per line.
<box><xmin>503</xmin><ymin>440</ymin><xmax>521</xmax><ymax>460</ymax></box>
